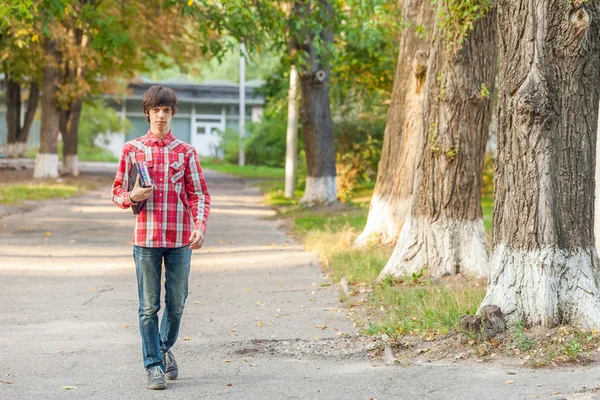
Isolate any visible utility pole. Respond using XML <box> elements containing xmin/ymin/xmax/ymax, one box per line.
<box><xmin>238</xmin><ymin>43</ymin><xmax>246</xmax><ymax>167</ymax></box>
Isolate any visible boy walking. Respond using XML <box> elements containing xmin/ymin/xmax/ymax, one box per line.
<box><xmin>111</xmin><ymin>85</ymin><xmax>211</xmax><ymax>389</ymax></box>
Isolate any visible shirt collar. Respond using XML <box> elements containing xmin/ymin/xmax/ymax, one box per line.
<box><xmin>143</xmin><ymin>130</ymin><xmax>175</xmax><ymax>146</ymax></box>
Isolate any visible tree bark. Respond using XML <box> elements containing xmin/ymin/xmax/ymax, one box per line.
<box><xmin>5</xmin><ymin>76</ymin><xmax>21</xmax><ymax>158</ymax></box>
<box><xmin>480</xmin><ymin>1</ymin><xmax>600</xmax><ymax>328</ymax></box>
<box><xmin>34</xmin><ymin>39</ymin><xmax>61</xmax><ymax>179</ymax></box>
<box><xmin>17</xmin><ymin>81</ymin><xmax>40</xmax><ymax>157</ymax></box>
<box><xmin>296</xmin><ymin>0</ymin><xmax>337</xmax><ymax>205</ymax></box>
<box><xmin>378</xmin><ymin>3</ymin><xmax>498</xmax><ymax>279</ymax></box>
<box><xmin>354</xmin><ymin>0</ymin><xmax>435</xmax><ymax>246</ymax></box>
<box><xmin>61</xmin><ymin>98</ymin><xmax>82</xmax><ymax>176</ymax></box>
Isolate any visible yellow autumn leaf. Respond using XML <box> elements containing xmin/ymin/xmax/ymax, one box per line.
<box><xmin>188</xmin><ymin>0</ymin><xmax>193</xmax><ymax>5</ymax></box>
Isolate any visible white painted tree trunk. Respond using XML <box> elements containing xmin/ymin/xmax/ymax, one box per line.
<box><xmin>354</xmin><ymin>1</ymin><xmax>434</xmax><ymax>247</ymax></box>
<box><xmin>481</xmin><ymin>246</ymin><xmax>600</xmax><ymax>328</ymax></box>
<box><xmin>15</xmin><ymin>142</ymin><xmax>27</xmax><ymax>158</ymax></box>
<box><xmin>379</xmin><ymin>217</ymin><xmax>488</xmax><ymax>279</ymax></box>
<box><xmin>62</xmin><ymin>155</ymin><xmax>79</xmax><ymax>177</ymax></box>
<box><xmin>284</xmin><ymin>65</ymin><xmax>299</xmax><ymax>199</ymax></box>
<box><xmin>480</xmin><ymin>2</ymin><xmax>600</xmax><ymax>328</ymax></box>
<box><xmin>3</xmin><ymin>143</ymin><xmax>17</xmax><ymax>158</ymax></box>
<box><xmin>300</xmin><ymin>176</ymin><xmax>337</xmax><ymax>205</ymax></box>
<box><xmin>354</xmin><ymin>195</ymin><xmax>410</xmax><ymax>246</ymax></box>
<box><xmin>33</xmin><ymin>153</ymin><xmax>59</xmax><ymax>179</ymax></box>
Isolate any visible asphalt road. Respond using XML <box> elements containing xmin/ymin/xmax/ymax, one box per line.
<box><xmin>2</xmin><ymin>169</ymin><xmax>600</xmax><ymax>399</ymax></box>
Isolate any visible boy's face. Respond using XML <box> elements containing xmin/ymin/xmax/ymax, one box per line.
<box><xmin>147</xmin><ymin>106</ymin><xmax>173</xmax><ymax>136</ymax></box>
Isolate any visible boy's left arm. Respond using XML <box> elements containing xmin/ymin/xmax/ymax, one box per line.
<box><xmin>185</xmin><ymin>148</ymin><xmax>211</xmax><ymax>249</ymax></box>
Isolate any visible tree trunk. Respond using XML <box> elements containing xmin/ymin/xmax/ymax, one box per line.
<box><xmin>5</xmin><ymin>76</ymin><xmax>21</xmax><ymax>158</ymax></box>
<box><xmin>61</xmin><ymin>98</ymin><xmax>82</xmax><ymax>176</ymax></box>
<box><xmin>284</xmin><ymin>65</ymin><xmax>299</xmax><ymax>199</ymax></box>
<box><xmin>34</xmin><ymin>39</ymin><xmax>61</xmax><ymax>179</ymax></box>
<box><xmin>354</xmin><ymin>0</ymin><xmax>435</xmax><ymax>246</ymax></box>
<box><xmin>17</xmin><ymin>81</ymin><xmax>40</xmax><ymax>156</ymax></box>
<box><xmin>378</xmin><ymin>3</ymin><xmax>498</xmax><ymax>279</ymax></box>
<box><xmin>297</xmin><ymin>0</ymin><xmax>337</xmax><ymax>205</ymax></box>
<box><xmin>480</xmin><ymin>1</ymin><xmax>600</xmax><ymax>328</ymax></box>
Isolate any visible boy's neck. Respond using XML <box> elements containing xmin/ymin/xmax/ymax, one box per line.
<box><xmin>150</xmin><ymin>127</ymin><xmax>169</xmax><ymax>139</ymax></box>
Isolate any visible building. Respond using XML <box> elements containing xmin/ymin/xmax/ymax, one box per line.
<box><xmin>0</xmin><ymin>76</ymin><xmax>265</xmax><ymax>158</ymax></box>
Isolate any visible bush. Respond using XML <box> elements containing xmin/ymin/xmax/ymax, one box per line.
<box><xmin>333</xmin><ymin>115</ymin><xmax>385</xmax><ymax>201</ymax></box>
<box><xmin>220</xmin><ymin>110</ymin><xmax>300</xmax><ymax>168</ymax></box>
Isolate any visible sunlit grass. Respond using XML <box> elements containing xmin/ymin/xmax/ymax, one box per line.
<box><xmin>0</xmin><ymin>183</ymin><xmax>78</xmax><ymax>205</ymax></box>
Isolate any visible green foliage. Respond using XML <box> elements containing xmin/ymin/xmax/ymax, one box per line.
<box><xmin>334</xmin><ymin>115</ymin><xmax>384</xmax><ymax>201</ymax></box>
<box><xmin>80</xmin><ymin>100</ymin><xmax>130</xmax><ymax>148</ymax></box>
<box><xmin>479</xmin><ymin>82</ymin><xmax>490</xmax><ymax>99</ymax></box>
<box><xmin>435</xmin><ymin>0</ymin><xmax>493</xmax><ymax>54</ymax></box>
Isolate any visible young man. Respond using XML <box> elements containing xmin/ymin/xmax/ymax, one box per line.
<box><xmin>111</xmin><ymin>85</ymin><xmax>211</xmax><ymax>390</ymax></box>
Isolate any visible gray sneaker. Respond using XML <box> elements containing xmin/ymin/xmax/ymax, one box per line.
<box><xmin>162</xmin><ymin>349</ymin><xmax>179</xmax><ymax>380</ymax></box>
<box><xmin>147</xmin><ymin>366</ymin><xmax>167</xmax><ymax>390</ymax></box>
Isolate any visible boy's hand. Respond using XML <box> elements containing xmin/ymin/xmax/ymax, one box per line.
<box><xmin>189</xmin><ymin>230</ymin><xmax>205</xmax><ymax>250</ymax></box>
<box><xmin>129</xmin><ymin>175</ymin><xmax>153</xmax><ymax>203</ymax></box>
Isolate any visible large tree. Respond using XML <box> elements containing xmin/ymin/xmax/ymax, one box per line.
<box><xmin>354</xmin><ymin>0</ymin><xmax>434</xmax><ymax>246</ymax></box>
<box><xmin>480</xmin><ymin>1</ymin><xmax>600</xmax><ymax>328</ymax></box>
<box><xmin>291</xmin><ymin>0</ymin><xmax>337</xmax><ymax>204</ymax></box>
<box><xmin>378</xmin><ymin>1</ymin><xmax>498</xmax><ymax>279</ymax></box>
<box><xmin>1</xmin><ymin>1</ymin><xmax>42</xmax><ymax>158</ymax></box>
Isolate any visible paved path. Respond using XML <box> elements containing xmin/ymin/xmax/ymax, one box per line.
<box><xmin>2</xmin><ymin>170</ymin><xmax>600</xmax><ymax>399</ymax></box>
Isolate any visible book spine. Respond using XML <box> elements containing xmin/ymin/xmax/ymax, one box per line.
<box><xmin>138</xmin><ymin>161</ymin><xmax>153</xmax><ymax>188</ymax></box>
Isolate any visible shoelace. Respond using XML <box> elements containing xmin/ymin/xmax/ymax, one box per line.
<box><xmin>150</xmin><ymin>367</ymin><xmax>164</xmax><ymax>379</ymax></box>
<box><xmin>163</xmin><ymin>351</ymin><xmax>174</xmax><ymax>366</ymax></box>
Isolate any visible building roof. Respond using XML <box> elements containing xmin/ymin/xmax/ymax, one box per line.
<box><xmin>126</xmin><ymin>76</ymin><xmax>266</xmax><ymax>105</ymax></box>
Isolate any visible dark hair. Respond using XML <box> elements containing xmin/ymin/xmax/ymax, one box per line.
<box><xmin>142</xmin><ymin>85</ymin><xmax>178</xmax><ymax>122</ymax></box>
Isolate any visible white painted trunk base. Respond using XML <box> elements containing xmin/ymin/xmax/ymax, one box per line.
<box><xmin>62</xmin><ymin>155</ymin><xmax>80</xmax><ymax>177</ymax></box>
<box><xmin>480</xmin><ymin>245</ymin><xmax>600</xmax><ymax>329</ymax></box>
<box><xmin>1</xmin><ymin>143</ymin><xmax>27</xmax><ymax>158</ymax></box>
<box><xmin>33</xmin><ymin>153</ymin><xmax>59</xmax><ymax>179</ymax></box>
<box><xmin>378</xmin><ymin>217</ymin><xmax>488</xmax><ymax>279</ymax></box>
<box><xmin>354</xmin><ymin>195</ymin><xmax>410</xmax><ymax>246</ymax></box>
<box><xmin>300</xmin><ymin>176</ymin><xmax>337</xmax><ymax>204</ymax></box>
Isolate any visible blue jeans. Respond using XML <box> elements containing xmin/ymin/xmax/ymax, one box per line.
<box><xmin>133</xmin><ymin>245</ymin><xmax>191</xmax><ymax>370</ymax></box>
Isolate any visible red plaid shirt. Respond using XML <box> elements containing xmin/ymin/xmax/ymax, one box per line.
<box><xmin>111</xmin><ymin>130</ymin><xmax>211</xmax><ymax>248</ymax></box>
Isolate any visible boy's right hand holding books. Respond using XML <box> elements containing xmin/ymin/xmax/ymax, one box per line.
<box><xmin>129</xmin><ymin>175</ymin><xmax>153</xmax><ymax>204</ymax></box>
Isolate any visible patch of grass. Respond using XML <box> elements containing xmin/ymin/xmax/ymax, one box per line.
<box><xmin>201</xmin><ymin>160</ymin><xmax>285</xmax><ymax>179</ymax></box>
<box><xmin>295</xmin><ymin>214</ymin><xmax>367</xmax><ymax>234</ymax></box>
<box><xmin>481</xmin><ymin>194</ymin><xmax>493</xmax><ymax>234</ymax></box>
<box><xmin>513</xmin><ymin>321</ymin><xmax>536</xmax><ymax>352</ymax></box>
<box><xmin>364</xmin><ymin>278</ymin><xmax>486</xmax><ymax>337</ymax></box>
<box><xmin>0</xmin><ymin>183</ymin><xmax>78</xmax><ymax>205</ymax></box>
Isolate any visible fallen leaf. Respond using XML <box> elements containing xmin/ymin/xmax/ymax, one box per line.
<box><xmin>505</xmin><ymin>380</ymin><xmax>514</xmax><ymax>384</ymax></box>
<box><xmin>122</xmin><ymin>323</ymin><xmax>129</xmax><ymax>328</ymax></box>
<box><xmin>227</xmin><ymin>383</ymin><xmax>233</xmax><ymax>387</ymax></box>
<box><xmin>46</xmin><ymin>232</ymin><xmax>51</xmax><ymax>236</ymax></box>
<box><xmin>224</xmin><ymin>360</ymin><xmax>232</xmax><ymax>363</ymax></box>
<box><xmin>249</xmin><ymin>364</ymin><xmax>256</xmax><ymax>367</ymax></box>
<box><xmin>62</xmin><ymin>386</ymin><xmax>77</xmax><ymax>390</ymax></box>
<box><xmin>257</xmin><ymin>321</ymin><xmax>264</xmax><ymax>327</ymax></box>
<box><xmin>183</xmin><ymin>337</ymin><xmax>192</xmax><ymax>341</ymax></box>
<box><xmin>194</xmin><ymin>300</ymin><xmax>200</xmax><ymax>304</ymax></box>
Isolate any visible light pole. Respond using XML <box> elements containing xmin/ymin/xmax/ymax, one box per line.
<box><xmin>238</xmin><ymin>43</ymin><xmax>246</xmax><ymax>167</ymax></box>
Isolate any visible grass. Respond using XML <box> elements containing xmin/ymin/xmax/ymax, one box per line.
<box><xmin>0</xmin><ymin>183</ymin><xmax>79</xmax><ymax>205</ymax></box>
<box><xmin>201</xmin><ymin>159</ymin><xmax>285</xmax><ymax>179</ymax></box>
<box><xmin>364</xmin><ymin>278</ymin><xmax>486</xmax><ymax>337</ymax></box>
